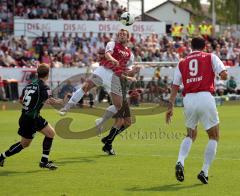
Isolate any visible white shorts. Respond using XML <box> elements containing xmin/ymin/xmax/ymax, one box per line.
<box><xmin>183</xmin><ymin>92</ymin><xmax>219</xmax><ymax>130</ymax></box>
<box><xmin>91</xmin><ymin>66</ymin><xmax>122</xmax><ymax>96</ymax></box>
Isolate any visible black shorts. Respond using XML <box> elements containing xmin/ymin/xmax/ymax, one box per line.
<box><xmin>113</xmin><ymin>100</ymin><xmax>131</xmax><ymax>118</ymax></box>
<box><xmin>18</xmin><ymin>114</ymin><xmax>48</xmax><ymax>139</ymax></box>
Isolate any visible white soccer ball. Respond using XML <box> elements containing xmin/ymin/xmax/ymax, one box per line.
<box><xmin>120</xmin><ymin>12</ymin><xmax>135</xmax><ymax>26</ymax></box>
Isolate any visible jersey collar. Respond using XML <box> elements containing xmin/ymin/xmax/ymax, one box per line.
<box><xmin>190</xmin><ymin>50</ymin><xmax>201</xmax><ymax>54</ymax></box>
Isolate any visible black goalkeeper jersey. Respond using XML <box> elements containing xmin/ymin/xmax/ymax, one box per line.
<box><xmin>21</xmin><ymin>79</ymin><xmax>50</xmax><ymax>118</ymax></box>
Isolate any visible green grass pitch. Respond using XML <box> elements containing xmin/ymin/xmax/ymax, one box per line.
<box><xmin>0</xmin><ymin>103</ymin><xmax>239</xmax><ymax>196</ymax></box>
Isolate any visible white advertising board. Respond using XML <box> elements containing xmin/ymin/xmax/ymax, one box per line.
<box><xmin>14</xmin><ymin>19</ymin><xmax>166</xmax><ymax>37</ymax></box>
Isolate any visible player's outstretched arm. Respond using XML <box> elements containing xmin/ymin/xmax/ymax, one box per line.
<box><xmin>166</xmin><ymin>85</ymin><xmax>179</xmax><ymax>124</ymax></box>
<box><xmin>121</xmin><ymin>74</ymin><xmax>137</xmax><ymax>82</ymax></box>
<box><xmin>125</xmin><ymin>65</ymin><xmax>141</xmax><ymax>77</ymax></box>
<box><xmin>46</xmin><ymin>97</ymin><xmax>64</xmax><ymax>105</ymax></box>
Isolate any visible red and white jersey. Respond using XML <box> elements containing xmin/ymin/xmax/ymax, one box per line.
<box><xmin>100</xmin><ymin>41</ymin><xmax>134</xmax><ymax>76</ymax></box>
<box><xmin>173</xmin><ymin>51</ymin><xmax>226</xmax><ymax>96</ymax></box>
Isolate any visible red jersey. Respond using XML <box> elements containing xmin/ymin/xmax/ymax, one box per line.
<box><xmin>0</xmin><ymin>79</ymin><xmax>3</xmax><ymax>87</ymax></box>
<box><xmin>173</xmin><ymin>51</ymin><xmax>225</xmax><ymax>96</ymax></box>
<box><xmin>100</xmin><ymin>41</ymin><xmax>133</xmax><ymax>76</ymax></box>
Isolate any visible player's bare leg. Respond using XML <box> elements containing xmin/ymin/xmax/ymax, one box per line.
<box><xmin>39</xmin><ymin>124</ymin><xmax>57</xmax><ymax>170</ymax></box>
<box><xmin>176</xmin><ymin>127</ymin><xmax>197</xmax><ymax>182</ymax></box>
<box><xmin>198</xmin><ymin>124</ymin><xmax>219</xmax><ymax>184</ymax></box>
<box><xmin>123</xmin><ymin>117</ymin><xmax>132</xmax><ymax>131</ymax></box>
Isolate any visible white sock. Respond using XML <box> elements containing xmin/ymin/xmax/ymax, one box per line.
<box><xmin>177</xmin><ymin>137</ymin><xmax>192</xmax><ymax>166</ymax></box>
<box><xmin>64</xmin><ymin>88</ymin><xmax>85</xmax><ymax>110</ymax></box>
<box><xmin>107</xmin><ymin>105</ymin><xmax>118</xmax><ymax>113</ymax></box>
<box><xmin>70</xmin><ymin>88</ymin><xmax>85</xmax><ymax>103</ymax></box>
<box><xmin>202</xmin><ymin>139</ymin><xmax>217</xmax><ymax>177</ymax></box>
<box><xmin>1</xmin><ymin>152</ymin><xmax>6</xmax><ymax>158</ymax></box>
<box><xmin>99</xmin><ymin>105</ymin><xmax>117</xmax><ymax>125</ymax></box>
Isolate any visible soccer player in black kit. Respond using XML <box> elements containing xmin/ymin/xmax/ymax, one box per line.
<box><xmin>0</xmin><ymin>64</ymin><xmax>59</xmax><ymax>170</ymax></box>
<box><xmin>101</xmin><ymin>77</ymin><xmax>132</xmax><ymax>155</ymax></box>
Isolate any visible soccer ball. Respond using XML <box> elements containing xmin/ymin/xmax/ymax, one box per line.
<box><xmin>120</xmin><ymin>12</ymin><xmax>135</xmax><ymax>26</ymax></box>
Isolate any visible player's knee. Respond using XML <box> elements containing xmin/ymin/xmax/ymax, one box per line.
<box><xmin>82</xmin><ymin>83</ymin><xmax>89</xmax><ymax>93</ymax></box>
<box><xmin>21</xmin><ymin>141</ymin><xmax>31</xmax><ymax>148</ymax></box>
<box><xmin>115</xmin><ymin>119</ymin><xmax>123</xmax><ymax>127</ymax></box>
<box><xmin>115</xmin><ymin>102</ymin><xmax>122</xmax><ymax>111</ymax></box>
<box><xmin>124</xmin><ymin>119</ymin><xmax>131</xmax><ymax>127</ymax></box>
<box><xmin>187</xmin><ymin>135</ymin><xmax>196</xmax><ymax>142</ymax></box>
<box><xmin>84</xmin><ymin>80</ymin><xmax>95</xmax><ymax>92</ymax></box>
<box><xmin>209</xmin><ymin>136</ymin><xmax>219</xmax><ymax>142</ymax></box>
<box><xmin>186</xmin><ymin>132</ymin><xmax>197</xmax><ymax>142</ymax></box>
<box><xmin>207</xmin><ymin>126</ymin><xmax>219</xmax><ymax>141</ymax></box>
<box><xmin>48</xmin><ymin>129</ymin><xmax>56</xmax><ymax>138</ymax></box>
<box><xmin>208</xmin><ymin>131</ymin><xmax>219</xmax><ymax>141</ymax></box>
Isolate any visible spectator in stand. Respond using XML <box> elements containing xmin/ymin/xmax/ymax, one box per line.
<box><xmin>206</xmin><ymin>21</ymin><xmax>213</xmax><ymax>41</ymax></box>
<box><xmin>129</xmin><ymin>76</ymin><xmax>143</xmax><ymax>102</ymax></box>
<box><xmin>162</xmin><ymin>45</ymin><xmax>179</xmax><ymax>62</ymax></box>
<box><xmin>136</xmin><ymin>75</ymin><xmax>145</xmax><ymax>102</ymax></box>
<box><xmin>0</xmin><ymin>76</ymin><xmax>7</xmax><ymax>101</ymax></box>
<box><xmin>213</xmin><ymin>44</ymin><xmax>222</xmax><ymax>58</ymax></box>
<box><xmin>226</xmin><ymin>76</ymin><xmax>237</xmax><ymax>94</ymax></box>
<box><xmin>136</xmin><ymin>75</ymin><xmax>145</xmax><ymax>89</ymax></box>
<box><xmin>129</xmin><ymin>89</ymin><xmax>140</xmax><ymax>106</ymax></box>
<box><xmin>40</xmin><ymin>50</ymin><xmax>52</xmax><ymax>66</ymax></box>
<box><xmin>198</xmin><ymin>21</ymin><xmax>208</xmax><ymax>40</ymax></box>
<box><xmin>2</xmin><ymin>51</ymin><xmax>17</xmax><ymax>67</ymax></box>
<box><xmin>163</xmin><ymin>76</ymin><xmax>171</xmax><ymax>92</ymax></box>
<box><xmin>146</xmin><ymin>77</ymin><xmax>157</xmax><ymax>101</ymax></box>
<box><xmin>157</xmin><ymin>77</ymin><xmax>168</xmax><ymax>96</ymax></box>
<box><xmin>59</xmin><ymin>80</ymin><xmax>75</xmax><ymax>103</ymax></box>
<box><xmin>0</xmin><ymin>50</ymin><xmax>6</xmax><ymax>66</ymax></box>
<box><xmin>186</xmin><ymin>21</ymin><xmax>196</xmax><ymax>38</ymax></box>
<box><xmin>154</xmin><ymin>67</ymin><xmax>161</xmax><ymax>79</ymax></box>
<box><xmin>171</xmin><ymin>22</ymin><xmax>179</xmax><ymax>41</ymax></box>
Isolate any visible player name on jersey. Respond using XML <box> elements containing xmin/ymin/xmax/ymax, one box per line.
<box><xmin>186</xmin><ymin>76</ymin><xmax>203</xmax><ymax>84</ymax></box>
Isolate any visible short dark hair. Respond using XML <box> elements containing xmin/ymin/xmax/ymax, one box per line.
<box><xmin>191</xmin><ymin>37</ymin><xmax>206</xmax><ymax>50</ymax></box>
<box><xmin>37</xmin><ymin>64</ymin><xmax>49</xmax><ymax>78</ymax></box>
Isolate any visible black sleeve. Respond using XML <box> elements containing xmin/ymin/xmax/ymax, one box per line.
<box><xmin>40</xmin><ymin>84</ymin><xmax>50</xmax><ymax>101</ymax></box>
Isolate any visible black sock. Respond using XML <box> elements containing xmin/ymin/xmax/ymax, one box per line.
<box><xmin>105</xmin><ymin>127</ymin><xmax>119</xmax><ymax>145</ymax></box>
<box><xmin>117</xmin><ymin>125</ymin><xmax>126</xmax><ymax>134</ymax></box>
<box><xmin>0</xmin><ymin>154</ymin><xmax>4</xmax><ymax>161</ymax></box>
<box><xmin>1</xmin><ymin>142</ymin><xmax>24</xmax><ymax>159</ymax></box>
<box><xmin>41</xmin><ymin>137</ymin><xmax>53</xmax><ymax>163</ymax></box>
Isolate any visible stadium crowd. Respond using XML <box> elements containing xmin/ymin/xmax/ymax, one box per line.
<box><xmin>14</xmin><ymin>0</ymin><xmax>125</xmax><ymax>20</ymax></box>
<box><xmin>0</xmin><ymin>29</ymin><xmax>240</xmax><ymax>68</ymax></box>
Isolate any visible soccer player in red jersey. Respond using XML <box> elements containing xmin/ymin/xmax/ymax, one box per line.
<box><xmin>166</xmin><ymin>37</ymin><xmax>228</xmax><ymax>184</ymax></box>
<box><xmin>59</xmin><ymin>29</ymin><xmax>134</xmax><ymax>121</ymax></box>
